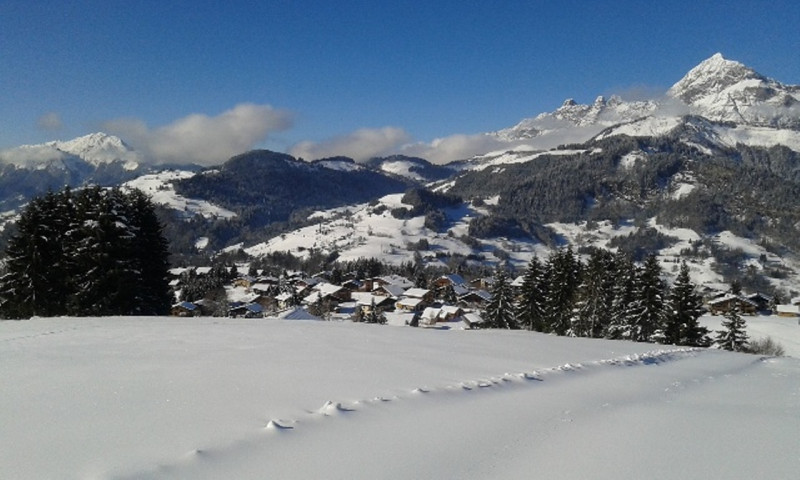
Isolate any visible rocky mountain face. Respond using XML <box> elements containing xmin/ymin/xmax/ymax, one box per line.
<box><xmin>493</xmin><ymin>53</ymin><xmax>800</xmax><ymax>151</ymax></box>
<box><xmin>668</xmin><ymin>53</ymin><xmax>800</xmax><ymax>128</ymax></box>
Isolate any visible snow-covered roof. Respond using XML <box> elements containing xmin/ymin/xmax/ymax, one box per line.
<box><xmin>172</xmin><ymin>301</ymin><xmax>197</xmax><ymax>311</ymax></box>
<box><xmin>708</xmin><ymin>294</ymin><xmax>757</xmax><ymax>307</ymax></box>
<box><xmin>421</xmin><ymin>307</ymin><xmax>441</xmax><ymax>320</ymax></box>
<box><xmin>462</xmin><ymin>312</ymin><xmax>484</xmax><ymax>325</ymax></box>
<box><xmin>776</xmin><ymin>304</ymin><xmax>800</xmax><ymax>315</ymax></box>
<box><xmin>314</xmin><ymin>282</ymin><xmax>344</xmax><ymax>296</ymax></box>
<box><xmin>403</xmin><ymin>288</ymin><xmax>430</xmax><ymax>298</ymax></box>
<box><xmin>396</xmin><ymin>297</ymin><xmax>423</xmax><ymax>308</ymax></box>
<box><xmin>276</xmin><ymin>307</ymin><xmax>321</xmax><ymax>321</ymax></box>
<box><xmin>384</xmin><ymin>311</ymin><xmax>415</xmax><ymax>327</ymax></box>
<box><xmin>351</xmin><ymin>292</ymin><xmax>392</xmax><ymax>307</ymax></box>
<box><xmin>452</xmin><ymin>284</ymin><xmax>470</xmax><ymax>296</ymax></box>
<box><xmin>376</xmin><ymin>275</ymin><xmax>414</xmax><ymax>289</ymax></box>
<box><xmin>440</xmin><ymin>305</ymin><xmax>463</xmax><ymax>316</ymax></box>
<box><xmin>275</xmin><ymin>292</ymin><xmax>293</xmax><ymax>302</ymax></box>
<box><xmin>460</xmin><ymin>289</ymin><xmax>492</xmax><ymax>302</ymax></box>
<box><xmin>510</xmin><ymin>275</ymin><xmax>525</xmax><ymax>288</ymax></box>
<box><xmin>438</xmin><ymin>274</ymin><xmax>466</xmax><ymax>285</ymax></box>
<box><xmin>376</xmin><ymin>284</ymin><xmax>406</xmax><ymax>299</ymax></box>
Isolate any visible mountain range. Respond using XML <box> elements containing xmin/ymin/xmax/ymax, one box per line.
<box><xmin>1</xmin><ymin>53</ymin><xmax>799</xmax><ymax>295</ymax></box>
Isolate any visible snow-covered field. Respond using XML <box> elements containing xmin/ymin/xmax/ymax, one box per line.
<box><xmin>2</xmin><ymin>315</ymin><xmax>798</xmax><ymax>479</ymax></box>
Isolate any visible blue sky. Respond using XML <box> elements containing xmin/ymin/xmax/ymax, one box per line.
<box><xmin>1</xmin><ymin>0</ymin><xmax>798</xmax><ymax>163</ymax></box>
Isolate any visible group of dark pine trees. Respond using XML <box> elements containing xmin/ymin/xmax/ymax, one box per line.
<box><xmin>484</xmin><ymin>248</ymin><xmax>714</xmax><ymax>348</ymax></box>
<box><xmin>0</xmin><ymin>186</ymin><xmax>172</xmax><ymax>319</ymax></box>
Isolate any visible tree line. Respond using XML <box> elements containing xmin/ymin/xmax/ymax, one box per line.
<box><xmin>0</xmin><ymin>186</ymin><xmax>172</xmax><ymax>319</ymax></box>
<box><xmin>484</xmin><ymin>248</ymin><xmax>714</xmax><ymax>347</ymax></box>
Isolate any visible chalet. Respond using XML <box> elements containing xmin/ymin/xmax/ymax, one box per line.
<box><xmin>708</xmin><ymin>294</ymin><xmax>758</xmax><ymax>316</ymax></box>
<box><xmin>171</xmin><ymin>301</ymin><xmax>199</xmax><ymax>317</ymax></box>
<box><xmin>370</xmin><ymin>275</ymin><xmax>415</xmax><ymax>291</ymax></box>
<box><xmin>419</xmin><ymin>307</ymin><xmax>441</xmax><ymax>326</ymax></box>
<box><xmin>746</xmin><ymin>292</ymin><xmax>772</xmax><ymax>312</ymax></box>
<box><xmin>312</xmin><ymin>283</ymin><xmax>352</xmax><ymax>303</ymax></box>
<box><xmin>460</xmin><ymin>312</ymin><xmax>485</xmax><ymax>329</ymax></box>
<box><xmin>195</xmin><ymin>266</ymin><xmax>212</xmax><ymax>276</ymax></box>
<box><xmin>403</xmin><ymin>287</ymin><xmax>434</xmax><ymax>303</ymax></box>
<box><xmin>229</xmin><ymin>302</ymin><xmax>264</xmax><ymax>318</ymax></box>
<box><xmin>396</xmin><ymin>288</ymin><xmax>434</xmax><ymax>312</ymax></box>
<box><xmin>395</xmin><ymin>296</ymin><xmax>426</xmax><ymax>312</ymax></box>
<box><xmin>776</xmin><ymin>304</ymin><xmax>800</xmax><ymax>317</ymax></box>
<box><xmin>374</xmin><ymin>283</ymin><xmax>406</xmax><ymax>299</ymax></box>
<box><xmin>351</xmin><ymin>292</ymin><xmax>395</xmax><ymax>314</ymax></box>
<box><xmin>233</xmin><ymin>275</ymin><xmax>256</xmax><ymax>289</ymax></box>
<box><xmin>432</xmin><ymin>274</ymin><xmax>466</xmax><ymax>290</ymax></box>
<box><xmin>275</xmin><ymin>292</ymin><xmax>295</xmax><ymax>310</ymax></box>
<box><xmin>384</xmin><ymin>311</ymin><xmax>416</xmax><ymax>327</ymax></box>
<box><xmin>438</xmin><ymin>305</ymin><xmax>464</xmax><ymax>321</ymax></box>
<box><xmin>251</xmin><ymin>282</ymin><xmax>277</xmax><ymax>296</ymax></box>
<box><xmin>470</xmin><ymin>277</ymin><xmax>494</xmax><ymax>290</ymax></box>
<box><xmin>277</xmin><ymin>307</ymin><xmax>321</xmax><ymax>321</ymax></box>
<box><xmin>459</xmin><ymin>289</ymin><xmax>492</xmax><ymax>308</ymax></box>
<box><xmin>341</xmin><ymin>279</ymin><xmax>364</xmax><ymax>292</ymax></box>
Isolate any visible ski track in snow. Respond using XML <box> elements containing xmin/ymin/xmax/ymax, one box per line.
<box><xmin>115</xmin><ymin>347</ymin><xmax>710</xmax><ymax>479</ymax></box>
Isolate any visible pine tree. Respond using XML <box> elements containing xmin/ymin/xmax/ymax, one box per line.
<box><xmin>0</xmin><ymin>192</ymin><xmax>69</xmax><ymax>318</ymax></box>
<box><xmin>572</xmin><ymin>249</ymin><xmax>614</xmax><ymax>338</ymax></box>
<box><xmin>516</xmin><ymin>256</ymin><xmax>546</xmax><ymax>331</ymax></box>
<box><xmin>715</xmin><ymin>303</ymin><xmax>749</xmax><ymax>352</ymax></box>
<box><xmin>606</xmin><ymin>252</ymin><xmax>637</xmax><ymax>340</ymax></box>
<box><xmin>484</xmin><ymin>268</ymin><xmax>516</xmax><ymax>329</ymax></box>
<box><xmin>126</xmin><ymin>189</ymin><xmax>172</xmax><ymax>315</ymax></box>
<box><xmin>542</xmin><ymin>247</ymin><xmax>581</xmax><ymax>335</ymax></box>
<box><xmin>628</xmin><ymin>255</ymin><xmax>666</xmax><ymax>343</ymax></box>
<box><xmin>664</xmin><ymin>261</ymin><xmax>709</xmax><ymax>346</ymax></box>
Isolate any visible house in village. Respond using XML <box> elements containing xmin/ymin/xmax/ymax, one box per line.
<box><xmin>459</xmin><ymin>289</ymin><xmax>492</xmax><ymax>309</ymax></box>
<box><xmin>707</xmin><ymin>294</ymin><xmax>758</xmax><ymax>316</ymax></box>
<box><xmin>369</xmin><ymin>274</ymin><xmax>415</xmax><ymax>291</ymax></box>
<box><xmin>418</xmin><ymin>305</ymin><xmax>466</xmax><ymax>326</ymax></box>
<box><xmin>350</xmin><ymin>292</ymin><xmax>395</xmax><ymax>318</ymax></box>
<box><xmin>432</xmin><ymin>274</ymin><xmax>466</xmax><ymax>290</ymax></box>
<box><xmin>229</xmin><ymin>302</ymin><xmax>264</xmax><ymax>318</ymax></box>
<box><xmin>171</xmin><ymin>301</ymin><xmax>199</xmax><ymax>317</ymax></box>
<box><xmin>745</xmin><ymin>292</ymin><xmax>773</xmax><ymax>312</ymax></box>
<box><xmin>776</xmin><ymin>304</ymin><xmax>800</xmax><ymax>318</ymax></box>
<box><xmin>395</xmin><ymin>287</ymin><xmax>434</xmax><ymax>312</ymax></box>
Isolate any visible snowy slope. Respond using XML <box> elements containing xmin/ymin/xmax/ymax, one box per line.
<box><xmin>1</xmin><ymin>316</ymin><xmax>798</xmax><ymax>479</ymax></box>
<box><xmin>243</xmin><ymin>193</ymin><xmax>545</xmax><ymax>267</ymax></box>
<box><xmin>123</xmin><ymin>171</ymin><xmax>236</xmax><ymax>219</ymax></box>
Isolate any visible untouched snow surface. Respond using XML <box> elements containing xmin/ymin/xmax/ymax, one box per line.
<box><xmin>2</xmin><ymin>316</ymin><xmax>799</xmax><ymax>479</ymax></box>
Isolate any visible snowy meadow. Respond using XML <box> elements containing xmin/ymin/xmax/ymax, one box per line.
<box><xmin>2</xmin><ymin>315</ymin><xmax>799</xmax><ymax>479</ymax></box>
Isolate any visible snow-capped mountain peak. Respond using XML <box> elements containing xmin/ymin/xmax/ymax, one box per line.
<box><xmin>667</xmin><ymin>53</ymin><xmax>763</xmax><ymax>104</ymax></box>
<box><xmin>668</xmin><ymin>53</ymin><xmax>800</xmax><ymax>128</ymax></box>
<box><xmin>0</xmin><ymin>132</ymin><xmax>143</xmax><ymax>171</ymax></box>
<box><xmin>492</xmin><ymin>53</ymin><xmax>800</xmax><ymax>151</ymax></box>
<box><xmin>49</xmin><ymin>132</ymin><xmax>142</xmax><ymax>169</ymax></box>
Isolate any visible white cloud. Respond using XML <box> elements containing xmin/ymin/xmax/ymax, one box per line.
<box><xmin>289</xmin><ymin>127</ymin><xmax>410</xmax><ymax>162</ymax></box>
<box><xmin>103</xmin><ymin>104</ymin><xmax>293</xmax><ymax>165</ymax></box>
<box><xmin>400</xmin><ymin>133</ymin><xmax>513</xmax><ymax>164</ymax></box>
<box><xmin>37</xmin><ymin>112</ymin><xmax>63</xmax><ymax>131</ymax></box>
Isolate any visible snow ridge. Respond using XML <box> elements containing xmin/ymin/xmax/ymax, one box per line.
<box><xmin>121</xmin><ymin>347</ymin><xmax>703</xmax><ymax>478</ymax></box>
